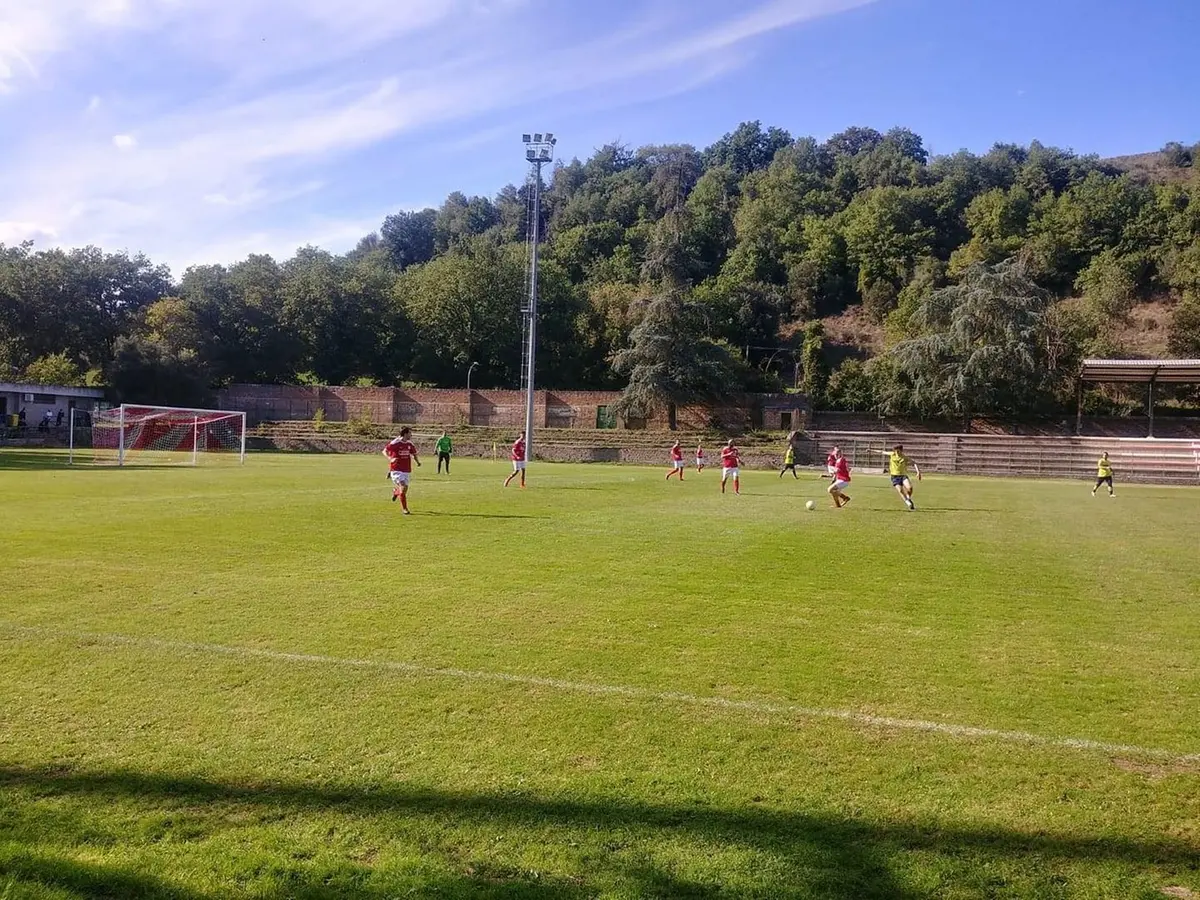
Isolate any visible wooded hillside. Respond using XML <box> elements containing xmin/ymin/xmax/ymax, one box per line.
<box><xmin>3</xmin><ymin>124</ymin><xmax>1198</xmax><ymax>418</ymax></box>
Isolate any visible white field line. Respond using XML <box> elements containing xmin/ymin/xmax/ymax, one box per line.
<box><xmin>5</xmin><ymin>624</ymin><xmax>1199</xmax><ymax>765</ymax></box>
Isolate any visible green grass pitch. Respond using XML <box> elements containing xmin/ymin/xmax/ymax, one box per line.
<box><xmin>2</xmin><ymin>449</ymin><xmax>1198</xmax><ymax>899</ymax></box>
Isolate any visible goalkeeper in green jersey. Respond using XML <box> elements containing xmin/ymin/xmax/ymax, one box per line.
<box><xmin>435</xmin><ymin>430</ymin><xmax>453</xmax><ymax>475</ymax></box>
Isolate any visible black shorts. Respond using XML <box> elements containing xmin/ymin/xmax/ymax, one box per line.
<box><xmin>891</xmin><ymin>475</ymin><xmax>909</xmax><ymax>487</ymax></box>
<box><xmin>1096</xmin><ymin>475</ymin><xmax>1113</xmax><ymax>486</ymax></box>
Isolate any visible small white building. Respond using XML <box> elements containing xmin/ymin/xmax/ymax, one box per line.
<box><xmin>0</xmin><ymin>382</ymin><xmax>106</xmax><ymax>429</ymax></box>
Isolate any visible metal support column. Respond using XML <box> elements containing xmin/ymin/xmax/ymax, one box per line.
<box><xmin>1147</xmin><ymin>372</ymin><xmax>1157</xmax><ymax>438</ymax></box>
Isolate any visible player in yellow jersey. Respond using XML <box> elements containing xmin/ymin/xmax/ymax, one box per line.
<box><xmin>1092</xmin><ymin>451</ymin><xmax>1115</xmax><ymax>497</ymax></box>
<box><xmin>873</xmin><ymin>444</ymin><xmax>922</xmax><ymax>510</ymax></box>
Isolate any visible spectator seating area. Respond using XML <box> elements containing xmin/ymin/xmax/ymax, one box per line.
<box><xmin>800</xmin><ymin>432</ymin><xmax>1200</xmax><ymax>485</ymax></box>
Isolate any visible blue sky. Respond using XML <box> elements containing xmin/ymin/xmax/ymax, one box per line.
<box><xmin>1</xmin><ymin>0</ymin><xmax>1196</xmax><ymax>276</ymax></box>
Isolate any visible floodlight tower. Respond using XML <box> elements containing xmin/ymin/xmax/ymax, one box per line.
<box><xmin>520</xmin><ymin>131</ymin><xmax>556</xmax><ymax>472</ymax></box>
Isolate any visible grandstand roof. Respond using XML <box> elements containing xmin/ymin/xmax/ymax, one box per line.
<box><xmin>1080</xmin><ymin>359</ymin><xmax>1200</xmax><ymax>384</ymax></box>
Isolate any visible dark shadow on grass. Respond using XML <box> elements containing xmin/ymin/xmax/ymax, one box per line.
<box><xmin>0</xmin><ymin>449</ymin><xmax>172</xmax><ymax>472</ymax></box>
<box><xmin>0</xmin><ymin>849</ymin><xmax>587</xmax><ymax>900</ymax></box>
<box><xmin>0</xmin><ymin>449</ymin><xmax>70</xmax><ymax>470</ymax></box>
<box><xmin>0</xmin><ymin>849</ymin><xmax>212</xmax><ymax>900</ymax></box>
<box><xmin>422</xmin><ymin>511</ymin><xmax>551</xmax><ymax>520</ymax></box>
<box><xmin>2</xmin><ymin>764</ymin><xmax>1198</xmax><ymax>899</ymax></box>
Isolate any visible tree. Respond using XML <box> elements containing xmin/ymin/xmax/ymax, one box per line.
<box><xmin>108</xmin><ymin>335</ymin><xmax>210</xmax><ymax>407</ymax></box>
<box><xmin>1169</xmin><ymin>293</ymin><xmax>1200</xmax><ymax>357</ymax></box>
<box><xmin>825</xmin><ymin>359</ymin><xmax>877</xmax><ymax>411</ymax></box>
<box><xmin>1161</xmin><ymin>142</ymin><xmax>1193</xmax><ymax>168</ymax></box>
<box><xmin>824</xmin><ymin>126</ymin><xmax>883</xmax><ymax>159</ymax></box>
<box><xmin>395</xmin><ymin>237</ymin><xmax>524</xmax><ymax>387</ymax></box>
<box><xmin>640</xmin><ymin>144</ymin><xmax>704</xmax><ymax>215</ymax></box>
<box><xmin>611</xmin><ymin>292</ymin><xmax>739</xmax><ymax>427</ymax></box>
<box><xmin>949</xmin><ymin>187</ymin><xmax>1033</xmax><ymax>273</ymax></box>
<box><xmin>1075</xmin><ymin>250</ymin><xmax>1137</xmax><ymax>320</ymax></box>
<box><xmin>800</xmin><ymin>321</ymin><xmax>828</xmax><ymax>407</ymax></box>
<box><xmin>279</xmin><ymin>247</ymin><xmax>359</xmax><ymax>383</ymax></box>
<box><xmin>380</xmin><ymin>208</ymin><xmax>437</xmax><ymax>269</ymax></box>
<box><xmin>1026</xmin><ymin>173</ymin><xmax>1152</xmax><ymax>290</ymax></box>
<box><xmin>141</xmin><ymin>298</ymin><xmax>205</xmax><ymax>357</ymax></box>
<box><xmin>703</xmin><ymin>121</ymin><xmax>792</xmax><ymax>177</ymax></box>
<box><xmin>842</xmin><ymin>187</ymin><xmax>937</xmax><ymax>319</ymax></box>
<box><xmin>881</xmin><ymin>260</ymin><xmax>1063</xmax><ymax>419</ymax></box>
<box><xmin>684</xmin><ymin>165</ymin><xmax>741</xmax><ymax>280</ymax></box>
<box><xmin>23</xmin><ymin>352</ymin><xmax>84</xmax><ymax>386</ymax></box>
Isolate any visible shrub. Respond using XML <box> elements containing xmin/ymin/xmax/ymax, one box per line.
<box><xmin>348</xmin><ymin>407</ymin><xmax>376</xmax><ymax>436</ymax></box>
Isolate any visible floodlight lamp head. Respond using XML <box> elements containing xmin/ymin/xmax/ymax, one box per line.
<box><xmin>521</xmin><ymin>131</ymin><xmax>557</xmax><ymax>164</ymax></box>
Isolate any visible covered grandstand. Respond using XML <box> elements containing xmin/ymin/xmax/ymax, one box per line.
<box><xmin>1078</xmin><ymin>358</ymin><xmax>1200</xmax><ymax>437</ymax></box>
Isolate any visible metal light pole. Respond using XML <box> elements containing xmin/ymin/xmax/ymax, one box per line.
<box><xmin>466</xmin><ymin>361</ymin><xmax>479</xmax><ymax>426</ymax></box>
<box><xmin>521</xmin><ymin>132</ymin><xmax>556</xmax><ymax>471</ymax></box>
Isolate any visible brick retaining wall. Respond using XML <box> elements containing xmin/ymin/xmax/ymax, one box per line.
<box><xmin>220</xmin><ymin>384</ymin><xmax>808</xmax><ymax>432</ymax></box>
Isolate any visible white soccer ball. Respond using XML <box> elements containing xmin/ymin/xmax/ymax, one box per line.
<box><xmin>805</xmin><ymin>500</ymin><xmax>816</xmax><ymax>511</ymax></box>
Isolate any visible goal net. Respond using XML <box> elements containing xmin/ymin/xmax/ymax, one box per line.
<box><xmin>70</xmin><ymin>404</ymin><xmax>247</xmax><ymax>466</ymax></box>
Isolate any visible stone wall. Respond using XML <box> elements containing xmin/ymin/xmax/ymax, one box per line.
<box><xmin>219</xmin><ymin>384</ymin><xmax>809</xmax><ymax>432</ymax></box>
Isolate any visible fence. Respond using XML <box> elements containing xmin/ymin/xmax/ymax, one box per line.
<box><xmin>800</xmin><ymin>431</ymin><xmax>1200</xmax><ymax>485</ymax></box>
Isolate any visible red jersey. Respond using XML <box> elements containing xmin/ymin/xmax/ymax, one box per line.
<box><xmin>696</xmin><ymin>448</ymin><xmax>705</xmax><ymax>458</ymax></box>
<box><xmin>826</xmin><ymin>452</ymin><xmax>837</xmax><ymax>468</ymax></box>
<box><xmin>833</xmin><ymin>457</ymin><xmax>851</xmax><ymax>482</ymax></box>
<box><xmin>671</xmin><ymin>445</ymin><xmax>683</xmax><ymax>461</ymax></box>
<box><xmin>721</xmin><ymin>446</ymin><xmax>740</xmax><ymax>469</ymax></box>
<box><xmin>511</xmin><ymin>439</ymin><xmax>525</xmax><ymax>462</ymax></box>
<box><xmin>385</xmin><ymin>439</ymin><xmax>417</xmax><ymax>473</ymax></box>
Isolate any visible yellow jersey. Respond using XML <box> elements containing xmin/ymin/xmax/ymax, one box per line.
<box><xmin>888</xmin><ymin>451</ymin><xmax>909</xmax><ymax>477</ymax></box>
<box><xmin>1097</xmin><ymin>457</ymin><xmax>1113</xmax><ymax>478</ymax></box>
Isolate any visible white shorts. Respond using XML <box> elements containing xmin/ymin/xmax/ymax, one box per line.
<box><xmin>696</xmin><ymin>457</ymin><xmax>705</xmax><ymax>466</ymax></box>
<box><xmin>672</xmin><ymin>460</ymin><xmax>685</xmax><ymax>469</ymax></box>
<box><xmin>512</xmin><ymin>460</ymin><xmax>526</xmax><ymax>471</ymax></box>
<box><xmin>722</xmin><ymin>467</ymin><xmax>739</xmax><ymax>479</ymax></box>
<box><xmin>827</xmin><ymin>465</ymin><xmax>837</xmax><ymax>476</ymax></box>
<box><xmin>831</xmin><ymin>479</ymin><xmax>850</xmax><ymax>491</ymax></box>
<box><xmin>389</xmin><ymin>471</ymin><xmax>410</xmax><ymax>487</ymax></box>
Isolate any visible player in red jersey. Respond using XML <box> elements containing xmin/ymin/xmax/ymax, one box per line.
<box><xmin>503</xmin><ymin>432</ymin><xmax>527</xmax><ymax>488</ymax></box>
<box><xmin>824</xmin><ymin>447</ymin><xmax>839</xmax><ymax>479</ymax></box>
<box><xmin>666</xmin><ymin>441</ymin><xmax>685</xmax><ymax>480</ymax></box>
<box><xmin>382</xmin><ymin>427</ymin><xmax>421</xmax><ymax>514</ymax></box>
<box><xmin>720</xmin><ymin>439</ymin><xmax>741</xmax><ymax>495</ymax></box>
<box><xmin>695</xmin><ymin>443</ymin><xmax>706</xmax><ymax>473</ymax></box>
<box><xmin>827</xmin><ymin>448</ymin><xmax>851</xmax><ymax>508</ymax></box>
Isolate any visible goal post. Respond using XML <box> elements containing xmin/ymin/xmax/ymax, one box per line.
<box><xmin>70</xmin><ymin>404</ymin><xmax>247</xmax><ymax>466</ymax></box>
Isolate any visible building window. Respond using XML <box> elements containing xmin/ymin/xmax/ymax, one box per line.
<box><xmin>780</xmin><ymin>412</ymin><xmax>793</xmax><ymax>432</ymax></box>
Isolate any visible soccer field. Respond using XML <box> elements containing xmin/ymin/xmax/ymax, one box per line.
<box><xmin>2</xmin><ymin>450</ymin><xmax>1198</xmax><ymax>899</ymax></box>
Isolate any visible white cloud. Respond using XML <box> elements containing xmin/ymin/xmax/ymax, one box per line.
<box><xmin>0</xmin><ymin>221</ymin><xmax>59</xmax><ymax>243</ymax></box>
<box><xmin>0</xmin><ymin>0</ymin><xmax>878</xmax><ymax>275</ymax></box>
<box><xmin>0</xmin><ymin>0</ymin><xmax>141</xmax><ymax>89</ymax></box>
